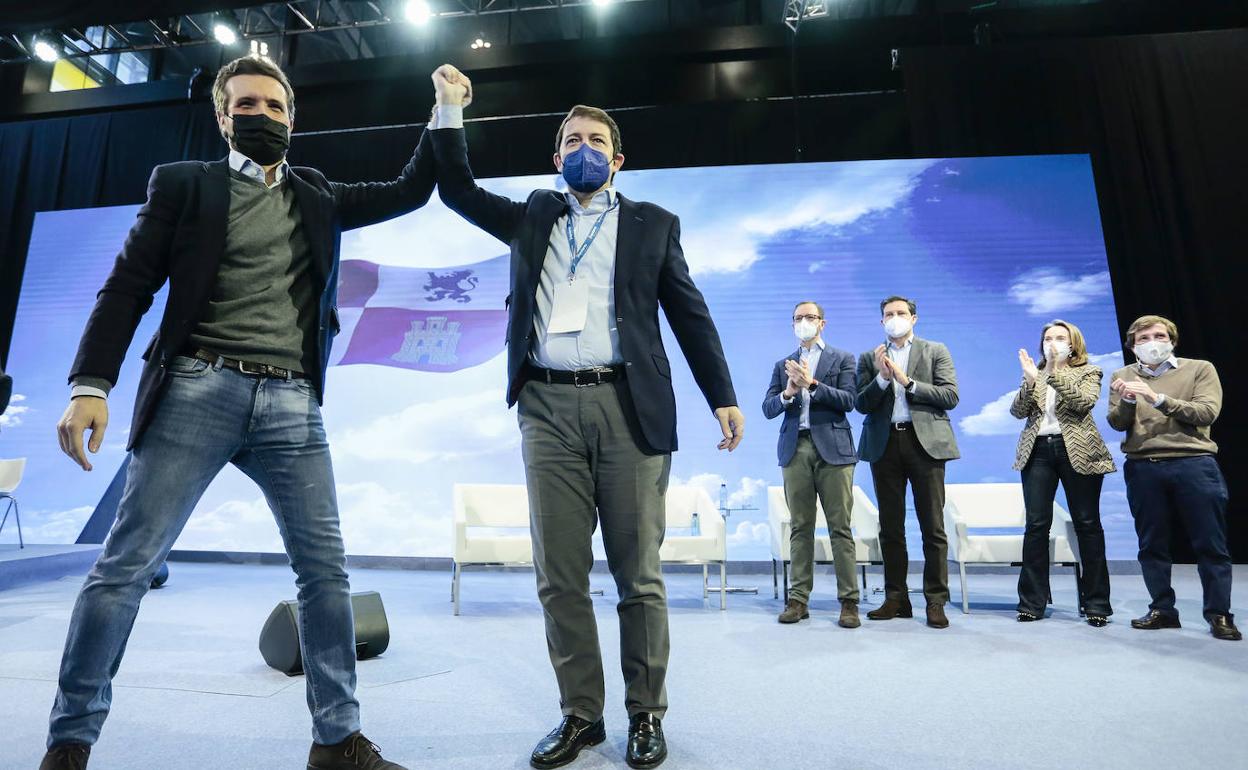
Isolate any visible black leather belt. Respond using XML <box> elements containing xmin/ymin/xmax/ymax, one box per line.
<box><xmin>525</xmin><ymin>363</ymin><xmax>625</xmax><ymax>387</ymax></box>
<box><xmin>892</xmin><ymin>422</ymin><xmax>913</xmax><ymax>431</ymax></box>
<box><xmin>187</xmin><ymin>348</ymin><xmax>305</xmax><ymax>380</ymax></box>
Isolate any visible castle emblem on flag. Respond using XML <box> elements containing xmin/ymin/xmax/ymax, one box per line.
<box><xmin>392</xmin><ymin>316</ymin><xmax>463</xmax><ymax>365</ymax></box>
<box><xmin>423</xmin><ymin>270</ymin><xmax>479</xmax><ymax>303</ymax></box>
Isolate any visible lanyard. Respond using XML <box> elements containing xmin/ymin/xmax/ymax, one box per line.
<box><xmin>565</xmin><ymin>197</ymin><xmax>619</xmax><ymax>282</ymax></box>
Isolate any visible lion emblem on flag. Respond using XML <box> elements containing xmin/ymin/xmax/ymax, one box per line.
<box><xmin>423</xmin><ymin>270</ymin><xmax>479</xmax><ymax>303</ymax></box>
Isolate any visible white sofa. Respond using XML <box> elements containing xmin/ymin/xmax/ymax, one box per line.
<box><xmin>767</xmin><ymin>485</ymin><xmax>883</xmax><ymax>601</ymax></box>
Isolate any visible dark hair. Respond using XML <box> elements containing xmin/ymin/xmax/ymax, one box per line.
<box><xmin>213</xmin><ymin>55</ymin><xmax>295</xmax><ymax>119</ymax></box>
<box><xmin>792</xmin><ymin>301</ymin><xmax>824</xmax><ymax>319</ymax></box>
<box><xmin>555</xmin><ymin>105</ymin><xmax>622</xmax><ymax>157</ymax></box>
<box><xmin>880</xmin><ymin>296</ymin><xmax>916</xmax><ymax>316</ymax></box>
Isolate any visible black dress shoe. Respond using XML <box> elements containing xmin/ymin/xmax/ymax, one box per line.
<box><xmin>626</xmin><ymin>713</ymin><xmax>667</xmax><ymax>769</ymax></box>
<box><xmin>1131</xmin><ymin>610</ymin><xmax>1181</xmax><ymax>630</ymax></box>
<box><xmin>40</xmin><ymin>743</ymin><xmax>90</xmax><ymax>770</ymax></box>
<box><xmin>1086</xmin><ymin>615</ymin><xmax>1109</xmax><ymax>628</ymax></box>
<box><xmin>530</xmin><ymin>716</ymin><xmax>606</xmax><ymax>769</ymax></box>
<box><xmin>1016</xmin><ymin>611</ymin><xmax>1041</xmax><ymax>622</ymax></box>
<box><xmin>1209</xmin><ymin>614</ymin><xmax>1243</xmax><ymax>641</ymax></box>
<box><xmin>307</xmin><ymin>732</ymin><xmax>406</xmax><ymax>770</ymax></box>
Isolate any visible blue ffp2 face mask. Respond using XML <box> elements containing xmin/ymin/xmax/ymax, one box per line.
<box><xmin>561</xmin><ymin>144</ymin><xmax>612</xmax><ymax>193</ymax></box>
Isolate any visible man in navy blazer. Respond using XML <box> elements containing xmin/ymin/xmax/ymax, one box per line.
<box><xmin>763</xmin><ymin>301</ymin><xmax>860</xmax><ymax>628</ymax></box>
<box><xmin>45</xmin><ymin>56</ymin><xmax>424</xmax><ymax>770</ymax></box>
<box><xmin>428</xmin><ymin>65</ymin><xmax>743</xmax><ymax>770</ymax></box>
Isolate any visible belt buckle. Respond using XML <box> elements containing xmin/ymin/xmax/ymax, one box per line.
<box><xmin>894</xmin><ymin>422</ymin><xmax>908</xmax><ymax>431</ymax></box>
<box><xmin>236</xmin><ymin>360</ymin><xmax>263</xmax><ymax>376</ymax></box>
<box><xmin>574</xmin><ymin>367</ymin><xmax>609</xmax><ymax>388</ymax></box>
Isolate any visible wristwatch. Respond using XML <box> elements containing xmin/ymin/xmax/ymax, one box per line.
<box><xmin>904</xmin><ymin>379</ymin><xmax>917</xmax><ymax>393</ymax></box>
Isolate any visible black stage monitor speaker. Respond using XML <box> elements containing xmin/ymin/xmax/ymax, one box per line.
<box><xmin>259</xmin><ymin>591</ymin><xmax>389</xmax><ymax>676</ymax></box>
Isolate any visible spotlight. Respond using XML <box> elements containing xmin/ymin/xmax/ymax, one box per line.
<box><xmin>405</xmin><ymin>0</ymin><xmax>433</xmax><ymax>25</ymax></box>
<box><xmin>592</xmin><ymin>0</ymin><xmax>613</xmax><ymax>6</ymax></box>
<box><xmin>470</xmin><ymin>37</ymin><xmax>491</xmax><ymax>50</ymax></box>
<box><xmin>213</xmin><ymin>14</ymin><xmax>240</xmax><ymax>46</ymax></box>
<box><xmin>33</xmin><ymin>35</ymin><xmax>60</xmax><ymax>62</ymax></box>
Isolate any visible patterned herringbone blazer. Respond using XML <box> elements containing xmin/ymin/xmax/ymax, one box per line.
<box><xmin>1010</xmin><ymin>363</ymin><xmax>1116</xmax><ymax>475</ymax></box>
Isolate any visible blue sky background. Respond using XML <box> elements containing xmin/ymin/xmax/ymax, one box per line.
<box><xmin>1</xmin><ymin>154</ymin><xmax>1134</xmax><ymax>559</ymax></box>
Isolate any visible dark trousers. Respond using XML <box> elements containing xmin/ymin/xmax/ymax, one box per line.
<box><xmin>1125</xmin><ymin>455</ymin><xmax>1232</xmax><ymax>619</ymax></box>
<box><xmin>1017</xmin><ymin>435</ymin><xmax>1112</xmax><ymax>617</ymax></box>
<box><xmin>517</xmin><ymin>378</ymin><xmax>671</xmax><ymax>722</ymax></box>
<box><xmin>871</xmin><ymin>426</ymin><xmax>949</xmax><ymax>604</ymax></box>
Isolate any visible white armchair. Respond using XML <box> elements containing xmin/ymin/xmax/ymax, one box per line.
<box><xmin>0</xmin><ymin>458</ymin><xmax>25</xmax><ymax>549</ymax></box>
<box><xmin>767</xmin><ymin>485</ymin><xmax>883</xmax><ymax>601</ymax></box>
<box><xmin>451</xmin><ymin>483</ymin><xmax>533</xmax><ymax>615</ymax></box>
<box><xmin>660</xmin><ymin>485</ymin><xmax>728</xmax><ymax>610</ymax></box>
<box><xmin>943</xmin><ymin>482</ymin><xmax>1081</xmax><ymax>615</ymax></box>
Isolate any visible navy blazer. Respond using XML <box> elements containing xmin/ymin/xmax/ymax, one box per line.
<box><xmin>430</xmin><ymin>128</ymin><xmax>737</xmax><ymax>453</ymax></box>
<box><xmin>69</xmin><ymin>130</ymin><xmax>437</xmax><ymax>450</ymax></box>
<box><xmin>762</xmin><ymin>343</ymin><xmax>858</xmax><ymax>467</ymax></box>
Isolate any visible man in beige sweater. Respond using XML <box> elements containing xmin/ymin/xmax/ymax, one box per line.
<box><xmin>1108</xmin><ymin>315</ymin><xmax>1239</xmax><ymax>641</ymax></box>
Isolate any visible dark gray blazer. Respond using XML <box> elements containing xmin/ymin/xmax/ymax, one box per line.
<box><xmin>854</xmin><ymin>336</ymin><xmax>961</xmax><ymax>463</ymax></box>
<box><xmin>762</xmin><ymin>344</ymin><xmax>858</xmax><ymax>467</ymax></box>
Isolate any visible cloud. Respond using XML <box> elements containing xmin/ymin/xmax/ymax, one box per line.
<box><xmin>334</xmin><ymin>390</ymin><xmax>519</xmax><ymax>465</ymax></box>
<box><xmin>671</xmin><ymin>472</ymin><xmax>766</xmax><ymax>511</ymax></box>
<box><xmin>1088</xmin><ymin>351</ymin><xmax>1124</xmax><ymax>369</ymax></box>
<box><xmin>0</xmin><ymin>393</ymin><xmax>29</xmax><ymax>428</ymax></box>
<box><xmin>623</xmin><ymin>159</ymin><xmax>939</xmax><ymax>275</ymax></box>
<box><xmin>15</xmin><ymin>505</ymin><xmax>94</xmax><ymax>543</ymax></box>
<box><xmin>1008</xmin><ymin>268</ymin><xmax>1112</xmax><ymax>315</ymax></box>
<box><xmin>727</xmin><ymin>520</ymin><xmax>770</xmax><ymax>546</ymax></box>
<box><xmin>958</xmin><ymin>389</ymin><xmax>1021</xmax><ymax>437</ymax></box>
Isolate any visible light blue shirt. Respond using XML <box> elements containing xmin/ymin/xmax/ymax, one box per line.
<box><xmin>228</xmin><ymin>148</ymin><xmax>288</xmax><ymax>189</ymax></box>
<box><xmin>433</xmin><ymin>104</ymin><xmax>622</xmax><ymax>370</ymax></box>
<box><xmin>782</xmin><ymin>339</ymin><xmax>825</xmax><ymax>430</ymax></box>
<box><xmin>876</xmin><ymin>336</ymin><xmax>914</xmax><ymax>423</ymax></box>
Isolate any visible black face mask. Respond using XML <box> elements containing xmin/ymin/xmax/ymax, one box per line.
<box><xmin>229</xmin><ymin>112</ymin><xmax>290</xmax><ymax>166</ymax></box>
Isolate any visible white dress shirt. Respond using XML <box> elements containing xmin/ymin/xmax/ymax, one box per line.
<box><xmin>876</xmin><ymin>336</ymin><xmax>914</xmax><ymax>424</ymax></box>
<box><xmin>781</xmin><ymin>339</ymin><xmax>825</xmax><ymax>430</ymax></box>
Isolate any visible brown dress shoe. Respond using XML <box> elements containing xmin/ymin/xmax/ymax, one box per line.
<box><xmin>1209</xmin><ymin>614</ymin><xmax>1242</xmax><ymax>641</ymax></box>
<box><xmin>866</xmin><ymin>597</ymin><xmax>913</xmax><ymax>620</ymax></box>
<box><xmin>926</xmin><ymin>602</ymin><xmax>950</xmax><ymax>629</ymax></box>
<box><xmin>838</xmin><ymin>600</ymin><xmax>861</xmax><ymax>628</ymax></box>
<box><xmin>778</xmin><ymin>598</ymin><xmax>809</xmax><ymax>624</ymax></box>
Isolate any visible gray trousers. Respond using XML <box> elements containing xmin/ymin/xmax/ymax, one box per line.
<box><xmin>517</xmin><ymin>378</ymin><xmax>671</xmax><ymax>722</ymax></box>
<box><xmin>782</xmin><ymin>434</ymin><xmax>859</xmax><ymax>604</ymax></box>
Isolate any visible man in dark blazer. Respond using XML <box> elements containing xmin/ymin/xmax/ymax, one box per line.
<box><xmin>428</xmin><ymin>65</ymin><xmax>743</xmax><ymax>770</ymax></box>
<box><xmin>0</xmin><ymin>364</ymin><xmax>11</xmax><ymax>419</ymax></box>
<box><xmin>762</xmin><ymin>301</ymin><xmax>860</xmax><ymax>628</ymax></box>
<box><xmin>44</xmin><ymin>56</ymin><xmax>428</xmax><ymax>770</ymax></box>
<box><xmin>855</xmin><ymin>296</ymin><xmax>960</xmax><ymax>629</ymax></box>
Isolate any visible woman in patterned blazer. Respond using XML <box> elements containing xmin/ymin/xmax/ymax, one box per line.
<box><xmin>1011</xmin><ymin>319</ymin><xmax>1116</xmax><ymax>627</ymax></box>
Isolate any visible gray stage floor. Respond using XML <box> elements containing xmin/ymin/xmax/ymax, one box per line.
<box><xmin>1</xmin><ymin>563</ymin><xmax>1244</xmax><ymax>769</ymax></box>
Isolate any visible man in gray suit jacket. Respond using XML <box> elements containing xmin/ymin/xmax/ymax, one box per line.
<box><xmin>763</xmin><ymin>301</ymin><xmax>860</xmax><ymax>628</ymax></box>
<box><xmin>855</xmin><ymin>296</ymin><xmax>960</xmax><ymax>628</ymax></box>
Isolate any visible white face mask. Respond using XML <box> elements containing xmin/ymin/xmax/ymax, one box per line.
<box><xmin>1044</xmin><ymin>341</ymin><xmax>1071</xmax><ymax>360</ymax></box>
<box><xmin>883</xmin><ymin>316</ymin><xmax>912</xmax><ymax>339</ymax></box>
<box><xmin>1134</xmin><ymin>340</ymin><xmax>1173</xmax><ymax>367</ymax></box>
<box><xmin>794</xmin><ymin>319</ymin><xmax>820</xmax><ymax>342</ymax></box>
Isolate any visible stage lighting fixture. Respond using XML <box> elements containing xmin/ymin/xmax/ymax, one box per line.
<box><xmin>213</xmin><ymin>15</ymin><xmax>240</xmax><ymax>46</ymax></box>
<box><xmin>470</xmin><ymin>37</ymin><xmax>491</xmax><ymax>50</ymax></box>
<box><xmin>405</xmin><ymin>0</ymin><xmax>433</xmax><ymax>25</ymax></box>
<box><xmin>33</xmin><ymin>35</ymin><xmax>60</xmax><ymax>62</ymax></box>
<box><xmin>592</xmin><ymin>0</ymin><xmax>613</xmax><ymax>6</ymax></box>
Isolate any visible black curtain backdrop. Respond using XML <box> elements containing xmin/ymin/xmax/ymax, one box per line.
<box><xmin>0</xmin><ymin>29</ymin><xmax>1244</xmax><ymax>557</ymax></box>
<box><xmin>904</xmin><ymin>29</ymin><xmax>1248</xmax><ymax>562</ymax></box>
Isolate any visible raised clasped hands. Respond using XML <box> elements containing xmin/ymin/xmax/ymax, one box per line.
<box><xmin>1018</xmin><ymin>348</ymin><xmax>1040</xmax><ymax>384</ymax></box>
<box><xmin>432</xmin><ymin>64</ymin><xmax>473</xmax><ymax>108</ymax></box>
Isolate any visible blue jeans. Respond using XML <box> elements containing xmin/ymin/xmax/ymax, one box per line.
<box><xmin>1125</xmin><ymin>454</ymin><xmax>1233</xmax><ymax>619</ymax></box>
<box><xmin>48</xmin><ymin>357</ymin><xmax>360</xmax><ymax>748</ymax></box>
